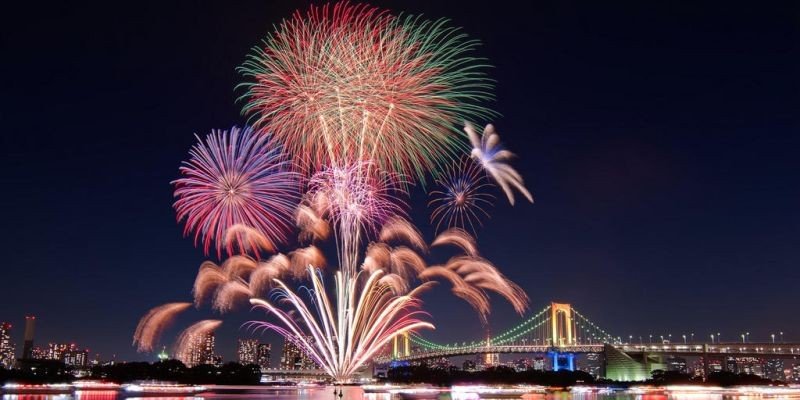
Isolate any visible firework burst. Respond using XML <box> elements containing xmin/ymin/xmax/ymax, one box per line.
<box><xmin>466</xmin><ymin>123</ymin><xmax>534</xmax><ymax>205</ymax></box>
<box><xmin>308</xmin><ymin>162</ymin><xmax>408</xmax><ymax>277</ymax></box>
<box><xmin>173</xmin><ymin>126</ymin><xmax>300</xmax><ymax>257</ymax></box>
<box><xmin>429</xmin><ymin>158</ymin><xmax>494</xmax><ymax>234</ymax></box>
<box><xmin>238</xmin><ymin>2</ymin><xmax>494</xmax><ymax>179</ymax></box>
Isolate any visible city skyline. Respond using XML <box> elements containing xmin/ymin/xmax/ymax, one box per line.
<box><xmin>1</xmin><ymin>0</ymin><xmax>798</xmax><ymax>363</ymax></box>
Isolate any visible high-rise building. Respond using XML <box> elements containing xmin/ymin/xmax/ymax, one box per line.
<box><xmin>257</xmin><ymin>343</ymin><xmax>271</xmax><ymax>369</ymax></box>
<box><xmin>238</xmin><ymin>339</ymin><xmax>258</xmax><ymax>365</ymax></box>
<box><xmin>181</xmin><ymin>332</ymin><xmax>217</xmax><ymax>367</ymax></box>
<box><xmin>280</xmin><ymin>337</ymin><xmax>316</xmax><ymax>370</ymax></box>
<box><xmin>0</xmin><ymin>322</ymin><xmax>15</xmax><ymax>368</ymax></box>
<box><xmin>766</xmin><ymin>359</ymin><xmax>785</xmax><ymax>381</ymax></box>
<box><xmin>64</xmin><ymin>347</ymin><xmax>89</xmax><ymax>367</ymax></box>
<box><xmin>22</xmin><ymin>316</ymin><xmax>35</xmax><ymax>359</ymax></box>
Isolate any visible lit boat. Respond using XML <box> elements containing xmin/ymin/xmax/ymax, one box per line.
<box><xmin>1</xmin><ymin>382</ymin><xmax>74</xmax><ymax>394</ymax></box>
<box><xmin>73</xmin><ymin>380</ymin><xmax>122</xmax><ymax>390</ymax></box>
<box><xmin>453</xmin><ymin>385</ymin><xmax>547</xmax><ymax>398</ymax></box>
<box><xmin>387</xmin><ymin>386</ymin><xmax>445</xmax><ymax>399</ymax></box>
<box><xmin>121</xmin><ymin>381</ymin><xmax>207</xmax><ymax>396</ymax></box>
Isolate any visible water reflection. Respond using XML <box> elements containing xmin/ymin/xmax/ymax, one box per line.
<box><xmin>2</xmin><ymin>387</ymin><xmax>800</xmax><ymax>400</ymax></box>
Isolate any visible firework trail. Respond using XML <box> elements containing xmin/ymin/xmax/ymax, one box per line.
<box><xmin>238</xmin><ymin>2</ymin><xmax>494</xmax><ymax>180</ymax></box>
<box><xmin>248</xmin><ymin>268</ymin><xmax>435</xmax><ymax>381</ymax></box>
<box><xmin>466</xmin><ymin>123</ymin><xmax>534</xmax><ymax>205</ymax></box>
<box><xmin>429</xmin><ymin>158</ymin><xmax>495</xmax><ymax>234</ymax></box>
<box><xmin>174</xmin><ymin>320</ymin><xmax>222</xmax><ymax>365</ymax></box>
<box><xmin>173</xmin><ymin>126</ymin><xmax>300</xmax><ymax>257</ymax></box>
<box><xmin>133</xmin><ymin>302</ymin><xmax>192</xmax><ymax>352</ymax></box>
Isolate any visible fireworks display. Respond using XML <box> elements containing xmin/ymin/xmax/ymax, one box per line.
<box><xmin>173</xmin><ymin>126</ymin><xmax>300</xmax><ymax>257</ymax></box>
<box><xmin>136</xmin><ymin>1</ymin><xmax>534</xmax><ymax>382</ymax></box>
<box><xmin>429</xmin><ymin>158</ymin><xmax>495</xmax><ymax>234</ymax></box>
<box><xmin>238</xmin><ymin>2</ymin><xmax>494</xmax><ymax>179</ymax></box>
<box><xmin>466</xmin><ymin>122</ymin><xmax>534</xmax><ymax>205</ymax></box>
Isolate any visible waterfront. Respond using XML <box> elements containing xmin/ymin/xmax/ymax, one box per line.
<box><xmin>4</xmin><ymin>385</ymin><xmax>800</xmax><ymax>400</ymax></box>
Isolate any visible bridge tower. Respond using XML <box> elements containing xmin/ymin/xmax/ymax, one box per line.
<box><xmin>550</xmin><ymin>302</ymin><xmax>574</xmax><ymax>346</ymax></box>
<box><xmin>392</xmin><ymin>332</ymin><xmax>410</xmax><ymax>358</ymax></box>
<box><xmin>549</xmin><ymin>302</ymin><xmax>576</xmax><ymax>371</ymax></box>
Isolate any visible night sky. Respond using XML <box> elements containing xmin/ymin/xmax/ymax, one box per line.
<box><xmin>1</xmin><ymin>1</ymin><xmax>798</xmax><ymax>363</ymax></box>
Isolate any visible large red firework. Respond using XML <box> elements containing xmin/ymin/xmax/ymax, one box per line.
<box><xmin>238</xmin><ymin>2</ymin><xmax>494</xmax><ymax>180</ymax></box>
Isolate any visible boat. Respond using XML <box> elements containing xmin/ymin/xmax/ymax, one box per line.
<box><xmin>388</xmin><ymin>386</ymin><xmax>445</xmax><ymax>399</ymax></box>
<box><xmin>73</xmin><ymin>380</ymin><xmax>122</xmax><ymax>390</ymax></box>
<box><xmin>1</xmin><ymin>383</ymin><xmax>74</xmax><ymax>394</ymax></box>
<box><xmin>121</xmin><ymin>381</ymin><xmax>207</xmax><ymax>396</ymax></box>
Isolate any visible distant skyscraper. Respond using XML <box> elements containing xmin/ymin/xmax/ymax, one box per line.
<box><xmin>238</xmin><ymin>339</ymin><xmax>258</xmax><ymax>365</ymax></box>
<box><xmin>257</xmin><ymin>343</ymin><xmax>271</xmax><ymax>369</ymax></box>
<box><xmin>0</xmin><ymin>322</ymin><xmax>15</xmax><ymax>368</ymax></box>
<box><xmin>280</xmin><ymin>337</ymin><xmax>316</xmax><ymax>370</ymax></box>
<box><xmin>22</xmin><ymin>316</ymin><xmax>35</xmax><ymax>359</ymax></box>
<box><xmin>181</xmin><ymin>332</ymin><xmax>217</xmax><ymax>367</ymax></box>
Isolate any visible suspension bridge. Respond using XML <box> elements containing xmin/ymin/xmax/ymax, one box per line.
<box><xmin>379</xmin><ymin>302</ymin><xmax>800</xmax><ymax>381</ymax></box>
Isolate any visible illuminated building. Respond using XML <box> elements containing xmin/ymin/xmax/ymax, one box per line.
<box><xmin>514</xmin><ymin>358</ymin><xmax>531</xmax><ymax>371</ymax></box>
<box><xmin>532</xmin><ymin>356</ymin><xmax>546</xmax><ymax>371</ymax></box>
<box><xmin>0</xmin><ymin>322</ymin><xmax>14</xmax><ymax>368</ymax></box>
<box><xmin>22</xmin><ymin>316</ymin><xmax>35</xmax><ymax>359</ymax></box>
<box><xmin>462</xmin><ymin>359</ymin><xmax>476</xmax><ymax>371</ymax></box>
<box><xmin>280</xmin><ymin>337</ymin><xmax>316</xmax><ymax>370</ymax></box>
<box><xmin>583</xmin><ymin>353</ymin><xmax>603</xmax><ymax>377</ymax></box>
<box><xmin>63</xmin><ymin>347</ymin><xmax>89</xmax><ymax>367</ymax></box>
<box><xmin>237</xmin><ymin>339</ymin><xmax>258</xmax><ymax>365</ymax></box>
<box><xmin>256</xmin><ymin>343</ymin><xmax>271</xmax><ymax>369</ymax></box>
<box><xmin>765</xmin><ymin>359</ymin><xmax>785</xmax><ymax>381</ymax></box>
<box><xmin>182</xmin><ymin>332</ymin><xmax>217</xmax><ymax>367</ymax></box>
<box><xmin>666</xmin><ymin>356</ymin><xmax>688</xmax><ymax>373</ymax></box>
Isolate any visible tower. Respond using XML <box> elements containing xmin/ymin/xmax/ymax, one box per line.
<box><xmin>22</xmin><ymin>316</ymin><xmax>35</xmax><ymax>359</ymax></box>
<box><xmin>550</xmin><ymin>303</ymin><xmax>574</xmax><ymax>346</ymax></box>
<box><xmin>392</xmin><ymin>332</ymin><xmax>410</xmax><ymax>358</ymax></box>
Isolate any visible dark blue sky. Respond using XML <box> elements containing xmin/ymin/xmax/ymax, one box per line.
<box><xmin>1</xmin><ymin>1</ymin><xmax>797</xmax><ymax>363</ymax></box>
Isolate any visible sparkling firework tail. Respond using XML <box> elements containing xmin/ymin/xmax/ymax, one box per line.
<box><xmin>249</xmin><ymin>268</ymin><xmax>434</xmax><ymax>381</ymax></box>
<box><xmin>133</xmin><ymin>302</ymin><xmax>192</xmax><ymax>352</ymax></box>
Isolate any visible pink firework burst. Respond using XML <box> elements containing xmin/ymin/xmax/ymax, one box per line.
<box><xmin>173</xmin><ymin>126</ymin><xmax>300</xmax><ymax>257</ymax></box>
<box><xmin>307</xmin><ymin>162</ymin><xmax>408</xmax><ymax>236</ymax></box>
<box><xmin>429</xmin><ymin>158</ymin><xmax>494</xmax><ymax>234</ymax></box>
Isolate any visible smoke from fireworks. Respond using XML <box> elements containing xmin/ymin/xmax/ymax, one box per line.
<box><xmin>466</xmin><ymin>123</ymin><xmax>533</xmax><ymax>205</ymax></box>
<box><xmin>173</xmin><ymin>126</ymin><xmax>300</xmax><ymax>257</ymax></box>
<box><xmin>429</xmin><ymin>158</ymin><xmax>495</xmax><ymax>234</ymax></box>
<box><xmin>238</xmin><ymin>2</ymin><xmax>494</xmax><ymax>179</ymax></box>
